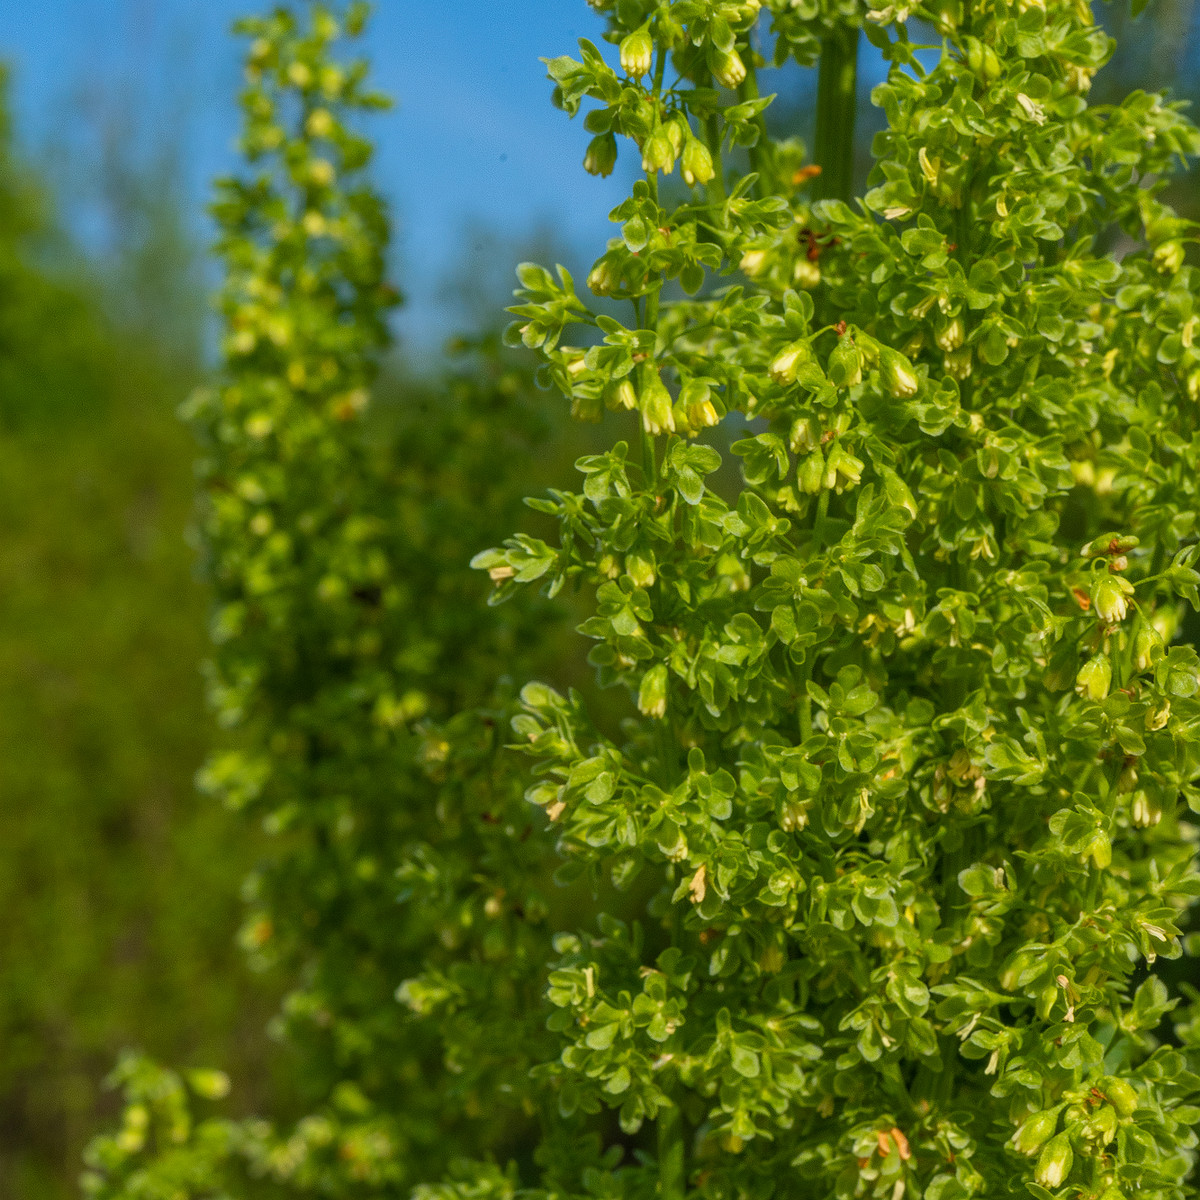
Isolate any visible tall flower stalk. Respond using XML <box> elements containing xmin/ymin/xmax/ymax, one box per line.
<box><xmin>472</xmin><ymin>0</ymin><xmax>1200</xmax><ymax>1197</ymax></box>
<box><xmin>85</xmin><ymin>5</ymin><xmax>562</xmax><ymax>1197</ymax></box>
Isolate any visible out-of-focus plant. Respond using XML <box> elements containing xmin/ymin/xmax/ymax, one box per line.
<box><xmin>83</xmin><ymin>6</ymin><xmax>568</xmax><ymax>1198</ymax></box>
<box><xmin>0</xmin><ymin>64</ymin><xmax>284</xmax><ymax>1200</ymax></box>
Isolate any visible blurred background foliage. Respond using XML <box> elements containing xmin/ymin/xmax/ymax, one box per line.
<box><xmin>0</xmin><ymin>1</ymin><xmax>1197</xmax><ymax>1196</ymax></box>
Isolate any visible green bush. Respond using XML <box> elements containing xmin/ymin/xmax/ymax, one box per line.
<box><xmin>0</xmin><ymin>68</ymin><xmax>278</xmax><ymax>1200</ymax></box>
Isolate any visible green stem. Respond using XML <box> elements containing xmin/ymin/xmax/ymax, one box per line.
<box><xmin>737</xmin><ymin>58</ymin><xmax>767</xmax><ymax>194</ymax></box>
<box><xmin>639</xmin><ymin>46</ymin><xmax>670</xmax><ymax>484</ymax></box>
<box><xmin>813</xmin><ymin>26</ymin><xmax>860</xmax><ymax>204</ymax></box>
<box><xmin>703</xmin><ymin>75</ymin><xmax>727</xmax><ymax>210</ymax></box>
<box><xmin>657</xmin><ymin>1098</ymin><xmax>685</xmax><ymax>1200</ymax></box>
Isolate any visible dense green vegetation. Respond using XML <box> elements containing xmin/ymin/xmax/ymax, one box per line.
<box><xmin>0</xmin><ymin>70</ymin><xmax>280</xmax><ymax>1200</ymax></box>
<box><xmin>4</xmin><ymin>2</ymin><xmax>1200</xmax><ymax>1198</ymax></box>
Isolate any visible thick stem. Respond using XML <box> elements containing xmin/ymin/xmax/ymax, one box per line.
<box><xmin>639</xmin><ymin>46</ymin><xmax>669</xmax><ymax>483</ymax></box>
<box><xmin>737</xmin><ymin>58</ymin><xmax>767</xmax><ymax>194</ymax></box>
<box><xmin>657</xmin><ymin>1097</ymin><xmax>685</xmax><ymax>1200</ymax></box>
<box><xmin>813</xmin><ymin>26</ymin><xmax>860</xmax><ymax>204</ymax></box>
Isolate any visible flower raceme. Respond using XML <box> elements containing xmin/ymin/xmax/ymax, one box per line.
<box><xmin>476</xmin><ymin>0</ymin><xmax>1200</xmax><ymax>1198</ymax></box>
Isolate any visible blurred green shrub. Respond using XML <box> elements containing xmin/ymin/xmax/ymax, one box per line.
<box><xmin>0</xmin><ymin>67</ymin><xmax>279</xmax><ymax>1200</ymax></box>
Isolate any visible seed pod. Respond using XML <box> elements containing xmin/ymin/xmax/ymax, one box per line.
<box><xmin>1035</xmin><ymin>1132</ymin><xmax>1073</xmax><ymax>1187</ymax></box>
<box><xmin>965</xmin><ymin>36</ymin><xmax>985</xmax><ymax>74</ymax></box>
<box><xmin>1081</xmin><ymin>533</ymin><xmax>1139</xmax><ymax>556</ymax></box>
<box><xmin>620</xmin><ymin>27</ymin><xmax>653</xmax><ymax>79</ymax></box>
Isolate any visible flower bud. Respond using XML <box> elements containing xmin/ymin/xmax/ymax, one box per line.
<box><xmin>682</xmin><ymin>137</ymin><xmax>715</xmax><ymax>186</ymax></box>
<box><xmin>626</xmin><ymin>552</ymin><xmax>656</xmax><ymax>589</ymax></box>
<box><xmin>287</xmin><ymin>61</ymin><xmax>314</xmax><ymax>89</ymax></box>
<box><xmin>1092</xmin><ymin>574</ymin><xmax>1134</xmax><ymax>623</ymax></box>
<box><xmin>779</xmin><ymin>799</ymin><xmax>809</xmax><ymax>831</ymax></box>
<box><xmin>1133</xmin><ymin>624</ymin><xmax>1158</xmax><ymax>671</ymax></box>
<box><xmin>793</xmin><ymin>259</ymin><xmax>821</xmax><ymax>289</ymax></box>
<box><xmin>740</xmin><ymin>248</ymin><xmax>768</xmax><ymax>276</ymax></box>
<box><xmin>642</xmin><ymin>130</ymin><xmax>675</xmax><ymax>174</ymax></box>
<box><xmin>571</xmin><ymin>390</ymin><xmax>604</xmax><ymax>422</ymax></box>
<box><xmin>1146</xmin><ymin>698</ymin><xmax>1171</xmax><ymax>731</ymax></box>
<box><xmin>798</xmin><ymin>450</ymin><xmax>826</xmax><ymax>494</ymax></box>
<box><xmin>709</xmin><ymin>45</ymin><xmax>747</xmax><ymax>89</ymax></box>
<box><xmin>308</xmin><ymin>158</ymin><xmax>336</xmax><ymax>187</ymax></box>
<box><xmin>1012</xmin><ymin>1109</ymin><xmax>1058</xmax><ymax>1156</ymax></box>
<box><xmin>306</xmin><ymin>108</ymin><xmax>335</xmax><ymax>138</ymax></box>
<box><xmin>1131</xmin><ymin>790</ymin><xmax>1161</xmax><ymax>828</ymax></box>
<box><xmin>1104</xmin><ymin>1077</ymin><xmax>1139</xmax><ymax>1118</ymax></box>
<box><xmin>620</xmin><ymin>27</ymin><xmax>653</xmax><ymax>79</ymax></box>
<box><xmin>770</xmin><ymin>341</ymin><xmax>812</xmax><ymax>386</ymax></box>
<box><xmin>665</xmin><ymin>119</ymin><xmax>685</xmax><ymax>159</ymax></box>
<box><xmin>789</xmin><ymin>416</ymin><xmax>819</xmax><ymax>453</ymax></box>
<box><xmin>605</xmin><ymin>378</ymin><xmax>637</xmax><ymax>411</ymax></box>
<box><xmin>680</xmin><ymin>378</ymin><xmax>719</xmax><ymax>429</ymax></box>
<box><xmin>829</xmin><ymin>339</ymin><xmax>864</xmax><ymax>388</ymax></box>
<box><xmin>641</xmin><ymin>366</ymin><xmax>676</xmax><ymax>435</ymax></box>
<box><xmin>584</xmin><ymin>132</ymin><xmax>618</xmax><ymax>177</ymax></box>
<box><xmin>1153</xmin><ymin>239</ymin><xmax>1184</xmax><ymax>274</ymax></box>
<box><xmin>1035</xmin><ymin>1132</ymin><xmax>1073</xmax><ymax>1188</ymax></box>
<box><xmin>588</xmin><ymin>257</ymin><xmax>621</xmax><ymax>296</ymax></box>
<box><xmin>935</xmin><ymin>316</ymin><xmax>965</xmax><ymax>351</ymax></box>
<box><xmin>1076</xmin><ymin>655</ymin><xmax>1111</xmax><ymax>701</ymax></box>
<box><xmin>827</xmin><ymin>444</ymin><xmax>864</xmax><ymax>492</ymax></box>
<box><xmin>879</xmin><ymin>347</ymin><xmax>920</xmax><ymax>398</ymax></box>
<box><xmin>943</xmin><ymin>346</ymin><xmax>972</xmax><ymax>379</ymax></box>
<box><xmin>638</xmin><ymin>663</ymin><xmax>668</xmax><ymax>718</ymax></box>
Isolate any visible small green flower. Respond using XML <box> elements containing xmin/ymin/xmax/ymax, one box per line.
<box><xmin>584</xmin><ymin>133</ymin><xmax>617</xmax><ymax>177</ymax></box>
<box><xmin>1035</xmin><ymin>1132</ymin><xmax>1074</xmax><ymax>1187</ymax></box>
<box><xmin>619</xmin><ymin>26</ymin><xmax>653</xmax><ymax>79</ymax></box>
<box><xmin>1076</xmin><ymin>655</ymin><xmax>1112</xmax><ymax>701</ymax></box>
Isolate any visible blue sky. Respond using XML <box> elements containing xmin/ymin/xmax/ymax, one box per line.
<box><xmin>5</xmin><ymin>3</ymin><xmax>1194</xmax><ymax>355</ymax></box>
<box><xmin>2</xmin><ymin>1</ymin><xmax>655</xmax><ymax>352</ymax></box>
